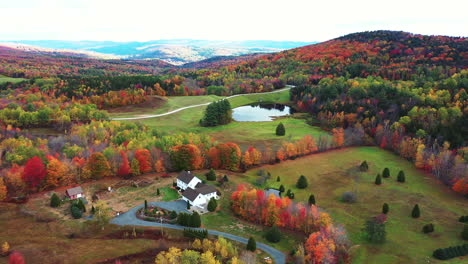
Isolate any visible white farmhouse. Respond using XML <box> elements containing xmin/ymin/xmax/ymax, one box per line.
<box><xmin>177</xmin><ymin>171</ymin><xmax>219</xmax><ymax>208</ymax></box>
<box><xmin>176</xmin><ymin>171</ymin><xmax>202</xmax><ymax>190</ymax></box>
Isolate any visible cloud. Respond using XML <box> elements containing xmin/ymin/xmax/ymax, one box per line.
<box><xmin>1</xmin><ymin>0</ymin><xmax>467</xmax><ymax>41</ymax></box>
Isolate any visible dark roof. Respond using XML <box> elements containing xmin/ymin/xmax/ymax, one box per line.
<box><xmin>195</xmin><ymin>183</ymin><xmax>217</xmax><ymax>195</ymax></box>
<box><xmin>66</xmin><ymin>186</ymin><xmax>83</xmax><ymax>196</ymax></box>
<box><xmin>177</xmin><ymin>171</ymin><xmax>196</xmax><ymax>184</ymax></box>
<box><xmin>183</xmin><ymin>188</ymin><xmax>200</xmax><ymax>202</ymax></box>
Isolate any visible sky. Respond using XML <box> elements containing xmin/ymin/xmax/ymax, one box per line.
<box><xmin>1</xmin><ymin>0</ymin><xmax>467</xmax><ymax>42</ymax></box>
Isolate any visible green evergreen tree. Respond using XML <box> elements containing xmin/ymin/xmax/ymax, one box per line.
<box><xmin>50</xmin><ymin>193</ymin><xmax>61</xmax><ymax>208</ymax></box>
<box><xmin>279</xmin><ymin>184</ymin><xmax>285</xmax><ymax>193</ymax></box>
<box><xmin>223</xmin><ymin>175</ymin><xmax>229</xmax><ymax>182</ymax></box>
<box><xmin>207</xmin><ymin>198</ymin><xmax>217</xmax><ymax>212</ymax></box>
<box><xmin>397</xmin><ymin>170</ymin><xmax>406</xmax><ymax>183</ymax></box>
<box><xmin>247</xmin><ymin>237</ymin><xmax>256</xmax><ymax>251</ymax></box>
<box><xmin>144</xmin><ymin>200</ymin><xmax>148</xmax><ymax>210</ymax></box>
<box><xmin>91</xmin><ymin>205</ymin><xmax>95</xmax><ymax>214</ymax></box>
<box><xmin>156</xmin><ymin>189</ymin><xmax>160</xmax><ymax>195</ymax></box>
<box><xmin>276</xmin><ymin>123</ymin><xmax>285</xmax><ymax>136</ymax></box>
<box><xmin>266</xmin><ymin>226</ymin><xmax>282</xmax><ymax>243</ymax></box>
<box><xmin>382</xmin><ymin>168</ymin><xmax>390</xmax><ymax>178</ymax></box>
<box><xmin>360</xmin><ymin>161</ymin><xmax>369</xmax><ymax>171</ymax></box>
<box><xmin>308</xmin><ymin>194</ymin><xmax>316</xmax><ymax>205</ymax></box>
<box><xmin>170</xmin><ymin>210</ymin><xmax>178</xmax><ymax>219</ymax></box>
<box><xmin>71</xmin><ymin>205</ymin><xmax>82</xmax><ymax>219</ymax></box>
<box><xmin>461</xmin><ymin>225</ymin><xmax>468</xmax><ymax>240</ymax></box>
<box><xmin>364</xmin><ymin>218</ymin><xmax>386</xmax><ymax>243</ymax></box>
<box><xmin>77</xmin><ymin>198</ymin><xmax>86</xmax><ymax>212</ymax></box>
<box><xmin>412</xmin><ymin>204</ymin><xmax>420</xmax><ymax>218</ymax></box>
<box><xmin>382</xmin><ymin>203</ymin><xmax>389</xmax><ymax>214</ymax></box>
<box><xmin>190</xmin><ymin>212</ymin><xmax>201</xmax><ymax>228</ymax></box>
<box><xmin>277</xmin><ymin>176</ymin><xmax>281</xmax><ymax>182</ymax></box>
<box><xmin>206</xmin><ymin>168</ymin><xmax>216</xmax><ymax>181</ymax></box>
<box><xmin>375</xmin><ymin>174</ymin><xmax>382</xmax><ymax>185</ymax></box>
<box><xmin>296</xmin><ymin>175</ymin><xmax>308</xmax><ymax>189</ymax></box>
<box><xmin>187</xmin><ymin>201</ymin><xmax>191</xmax><ymax>210</ymax></box>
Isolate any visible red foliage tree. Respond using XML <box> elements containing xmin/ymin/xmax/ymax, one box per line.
<box><xmin>117</xmin><ymin>150</ymin><xmax>131</xmax><ymax>177</ymax></box>
<box><xmin>22</xmin><ymin>156</ymin><xmax>46</xmax><ymax>189</ymax></box>
<box><xmin>135</xmin><ymin>149</ymin><xmax>152</xmax><ymax>173</ymax></box>
<box><xmin>8</xmin><ymin>251</ymin><xmax>25</xmax><ymax>264</ymax></box>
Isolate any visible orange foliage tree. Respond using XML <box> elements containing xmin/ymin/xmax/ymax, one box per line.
<box><xmin>171</xmin><ymin>144</ymin><xmax>203</xmax><ymax>171</ymax></box>
<box><xmin>135</xmin><ymin>149</ymin><xmax>152</xmax><ymax>174</ymax></box>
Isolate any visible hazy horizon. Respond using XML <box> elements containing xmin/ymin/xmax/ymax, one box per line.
<box><xmin>2</xmin><ymin>0</ymin><xmax>467</xmax><ymax>42</ymax></box>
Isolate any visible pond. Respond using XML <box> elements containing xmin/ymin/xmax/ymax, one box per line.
<box><xmin>232</xmin><ymin>103</ymin><xmax>295</xmax><ymax>122</ymax></box>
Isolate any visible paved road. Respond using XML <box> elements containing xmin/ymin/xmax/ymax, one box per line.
<box><xmin>111</xmin><ymin>202</ymin><xmax>286</xmax><ymax>264</ymax></box>
<box><xmin>112</xmin><ymin>86</ymin><xmax>293</xmax><ymax>121</ymax></box>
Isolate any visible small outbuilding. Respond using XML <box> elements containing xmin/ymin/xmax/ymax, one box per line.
<box><xmin>65</xmin><ymin>186</ymin><xmax>84</xmax><ymax>200</ymax></box>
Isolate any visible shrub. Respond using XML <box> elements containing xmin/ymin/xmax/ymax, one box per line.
<box><xmin>364</xmin><ymin>218</ymin><xmax>386</xmax><ymax>243</ymax></box>
<box><xmin>183</xmin><ymin>228</ymin><xmax>208</xmax><ymax>239</ymax></box>
<box><xmin>360</xmin><ymin>161</ymin><xmax>369</xmax><ymax>172</ymax></box>
<box><xmin>296</xmin><ymin>175</ymin><xmax>308</xmax><ymax>189</ymax></box>
<box><xmin>187</xmin><ymin>201</ymin><xmax>191</xmax><ymax>209</ymax></box>
<box><xmin>91</xmin><ymin>205</ymin><xmax>95</xmax><ymax>214</ymax></box>
<box><xmin>189</xmin><ymin>212</ymin><xmax>201</xmax><ymax>228</ymax></box>
<box><xmin>276</xmin><ymin>123</ymin><xmax>285</xmax><ymax>136</ymax></box>
<box><xmin>265</xmin><ymin>226</ymin><xmax>282</xmax><ymax>243</ymax></box>
<box><xmin>222</xmin><ymin>175</ymin><xmax>229</xmax><ymax>182</ymax></box>
<box><xmin>207</xmin><ymin>198</ymin><xmax>217</xmax><ymax>212</ymax></box>
<box><xmin>206</xmin><ymin>168</ymin><xmax>216</xmax><ymax>181</ymax></box>
<box><xmin>382</xmin><ymin>203</ymin><xmax>389</xmax><ymax>214</ymax></box>
<box><xmin>459</xmin><ymin>216</ymin><xmax>468</xmax><ymax>223</ymax></box>
<box><xmin>382</xmin><ymin>168</ymin><xmax>390</xmax><ymax>178</ymax></box>
<box><xmin>71</xmin><ymin>205</ymin><xmax>82</xmax><ymax>219</ymax></box>
<box><xmin>462</xmin><ymin>225</ymin><xmax>468</xmax><ymax>240</ymax></box>
<box><xmin>433</xmin><ymin>244</ymin><xmax>468</xmax><ymax>260</ymax></box>
<box><xmin>375</xmin><ymin>174</ymin><xmax>382</xmax><ymax>185</ymax></box>
<box><xmin>50</xmin><ymin>193</ymin><xmax>61</xmax><ymax>208</ymax></box>
<box><xmin>308</xmin><ymin>194</ymin><xmax>316</xmax><ymax>205</ymax></box>
<box><xmin>397</xmin><ymin>170</ymin><xmax>406</xmax><ymax>183</ymax></box>
<box><xmin>423</xmin><ymin>223</ymin><xmax>435</xmax><ymax>233</ymax></box>
<box><xmin>247</xmin><ymin>237</ymin><xmax>256</xmax><ymax>251</ymax></box>
<box><xmin>277</xmin><ymin>176</ymin><xmax>280</xmax><ymax>182</ymax></box>
<box><xmin>278</xmin><ymin>185</ymin><xmax>285</xmax><ymax>193</ymax></box>
<box><xmin>412</xmin><ymin>204</ymin><xmax>420</xmax><ymax>218</ymax></box>
<box><xmin>170</xmin><ymin>210</ymin><xmax>178</xmax><ymax>219</ymax></box>
<box><xmin>342</xmin><ymin>191</ymin><xmax>357</xmax><ymax>203</ymax></box>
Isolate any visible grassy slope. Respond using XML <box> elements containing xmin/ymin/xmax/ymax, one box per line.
<box><xmin>0</xmin><ymin>75</ymin><xmax>27</xmax><ymax>84</ymax></box>
<box><xmin>242</xmin><ymin>147</ymin><xmax>467</xmax><ymax>264</ymax></box>
<box><xmin>115</xmin><ymin>90</ymin><xmax>329</xmax><ymax>149</ymax></box>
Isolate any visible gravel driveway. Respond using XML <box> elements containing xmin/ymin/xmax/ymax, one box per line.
<box><xmin>111</xmin><ymin>202</ymin><xmax>286</xmax><ymax>264</ymax></box>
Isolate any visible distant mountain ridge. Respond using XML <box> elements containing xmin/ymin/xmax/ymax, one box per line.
<box><xmin>1</xmin><ymin>39</ymin><xmax>316</xmax><ymax>65</ymax></box>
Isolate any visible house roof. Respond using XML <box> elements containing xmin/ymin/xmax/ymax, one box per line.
<box><xmin>177</xmin><ymin>171</ymin><xmax>197</xmax><ymax>184</ymax></box>
<box><xmin>183</xmin><ymin>187</ymin><xmax>200</xmax><ymax>202</ymax></box>
<box><xmin>195</xmin><ymin>183</ymin><xmax>217</xmax><ymax>195</ymax></box>
<box><xmin>66</xmin><ymin>186</ymin><xmax>83</xmax><ymax>196</ymax></box>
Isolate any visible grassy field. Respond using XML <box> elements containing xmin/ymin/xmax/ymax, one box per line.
<box><xmin>241</xmin><ymin>146</ymin><xmax>468</xmax><ymax>264</ymax></box>
<box><xmin>115</xmin><ymin>89</ymin><xmax>329</xmax><ymax>149</ymax></box>
<box><xmin>0</xmin><ymin>75</ymin><xmax>27</xmax><ymax>84</ymax></box>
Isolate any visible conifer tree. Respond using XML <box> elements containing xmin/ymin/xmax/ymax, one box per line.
<box><xmin>412</xmin><ymin>204</ymin><xmax>420</xmax><ymax>218</ymax></box>
<box><xmin>308</xmin><ymin>194</ymin><xmax>316</xmax><ymax>205</ymax></box>
<box><xmin>296</xmin><ymin>175</ymin><xmax>308</xmax><ymax>189</ymax></box>
<box><xmin>382</xmin><ymin>168</ymin><xmax>390</xmax><ymax>178</ymax></box>
<box><xmin>375</xmin><ymin>174</ymin><xmax>382</xmax><ymax>185</ymax></box>
<box><xmin>50</xmin><ymin>193</ymin><xmax>61</xmax><ymax>208</ymax></box>
<box><xmin>382</xmin><ymin>203</ymin><xmax>389</xmax><ymax>214</ymax></box>
<box><xmin>397</xmin><ymin>170</ymin><xmax>406</xmax><ymax>183</ymax></box>
<box><xmin>247</xmin><ymin>237</ymin><xmax>256</xmax><ymax>251</ymax></box>
<box><xmin>276</xmin><ymin>123</ymin><xmax>286</xmax><ymax>136</ymax></box>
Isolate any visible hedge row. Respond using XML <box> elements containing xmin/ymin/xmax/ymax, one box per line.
<box><xmin>183</xmin><ymin>228</ymin><xmax>208</xmax><ymax>239</ymax></box>
<box><xmin>432</xmin><ymin>244</ymin><xmax>468</xmax><ymax>260</ymax></box>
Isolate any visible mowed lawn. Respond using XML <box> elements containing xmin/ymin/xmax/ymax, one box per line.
<box><xmin>118</xmin><ymin>89</ymin><xmax>328</xmax><ymax>149</ymax></box>
<box><xmin>0</xmin><ymin>75</ymin><xmax>27</xmax><ymax>84</ymax></box>
<box><xmin>244</xmin><ymin>147</ymin><xmax>468</xmax><ymax>264</ymax></box>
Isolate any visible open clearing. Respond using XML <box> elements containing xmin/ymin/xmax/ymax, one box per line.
<box><xmin>0</xmin><ymin>75</ymin><xmax>27</xmax><ymax>84</ymax></box>
<box><xmin>242</xmin><ymin>146</ymin><xmax>468</xmax><ymax>264</ymax></box>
